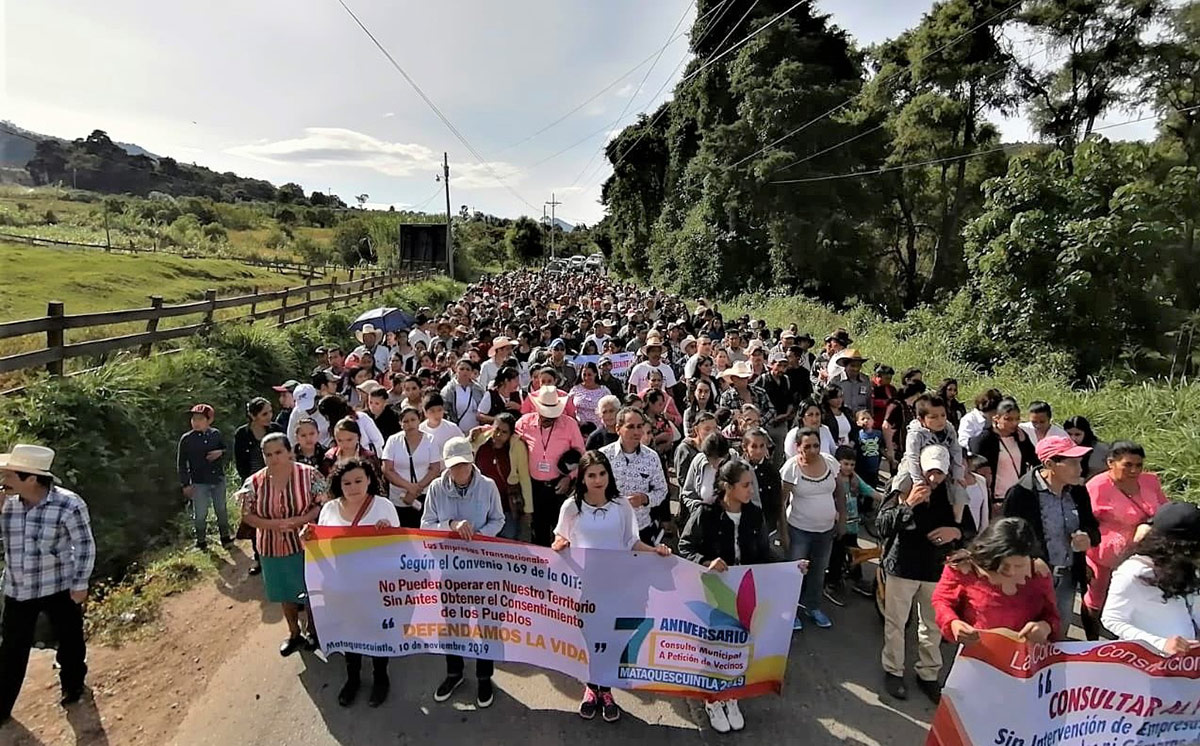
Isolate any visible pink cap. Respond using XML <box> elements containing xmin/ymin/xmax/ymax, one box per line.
<box><xmin>1036</xmin><ymin>435</ymin><xmax>1091</xmax><ymax>462</ymax></box>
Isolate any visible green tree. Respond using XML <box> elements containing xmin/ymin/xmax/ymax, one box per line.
<box><xmin>334</xmin><ymin>219</ymin><xmax>375</xmax><ymax>266</ymax></box>
<box><xmin>504</xmin><ymin>216</ymin><xmax>545</xmax><ymax>263</ymax></box>
<box><xmin>276</xmin><ymin>183</ymin><xmax>306</xmax><ymax>204</ymax></box>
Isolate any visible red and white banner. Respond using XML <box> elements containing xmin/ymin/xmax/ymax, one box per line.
<box><xmin>928</xmin><ymin>632</ymin><xmax>1200</xmax><ymax>746</ymax></box>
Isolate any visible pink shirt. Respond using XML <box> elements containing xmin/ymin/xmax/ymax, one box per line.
<box><xmin>514</xmin><ymin>413</ymin><xmax>585</xmax><ymax>483</ymax></box>
<box><xmin>1086</xmin><ymin>472</ymin><xmax>1168</xmax><ymax>570</ymax></box>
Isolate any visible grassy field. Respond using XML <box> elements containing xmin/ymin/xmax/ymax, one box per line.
<box><xmin>724</xmin><ymin>292</ymin><xmax>1200</xmax><ymax>503</ymax></box>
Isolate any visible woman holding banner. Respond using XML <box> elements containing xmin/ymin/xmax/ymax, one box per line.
<box><xmin>303</xmin><ymin>458</ymin><xmax>398</xmax><ymax>707</ymax></box>
<box><xmin>931</xmin><ymin>517</ymin><xmax>1059</xmax><ymax>646</ymax></box>
<box><xmin>552</xmin><ymin>450</ymin><xmax>670</xmax><ymax>724</ymax></box>
<box><xmin>678</xmin><ymin>459</ymin><xmax>770</xmax><ymax>733</ymax></box>
<box><xmin>1102</xmin><ymin>502</ymin><xmax>1200</xmax><ymax>656</ymax></box>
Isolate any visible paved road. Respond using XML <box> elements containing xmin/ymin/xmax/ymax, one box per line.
<box><xmin>170</xmin><ymin>584</ymin><xmax>947</xmax><ymax>746</ymax></box>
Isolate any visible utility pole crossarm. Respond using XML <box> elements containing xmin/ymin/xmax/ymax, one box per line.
<box><xmin>545</xmin><ymin>193</ymin><xmax>562</xmax><ymax>260</ymax></box>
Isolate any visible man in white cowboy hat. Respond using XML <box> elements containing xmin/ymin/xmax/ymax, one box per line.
<box><xmin>479</xmin><ymin>335</ymin><xmax>515</xmax><ymax>389</ymax></box>
<box><xmin>513</xmin><ymin>386</ymin><xmax>585</xmax><ymax>547</ymax></box>
<box><xmin>0</xmin><ymin>445</ymin><xmax>95</xmax><ymax>724</ymax></box>
<box><xmin>716</xmin><ymin>361</ymin><xmax>776</xmax><ymax>423</ymax></box>
<box><xmin>627</xmin><ymin>331</ymin><xmax>677</xmax><ymax>395</ymax></box>
<box><xmin>352</xmin><ymin>323</ymin><xmax>391</xmax><ymax>376</ymax></box>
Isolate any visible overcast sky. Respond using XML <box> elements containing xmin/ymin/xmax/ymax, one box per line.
<box><xmin>2</xmin><ymin>0</ymin><xmax>1156</xmax><ymax>224</ymax></box>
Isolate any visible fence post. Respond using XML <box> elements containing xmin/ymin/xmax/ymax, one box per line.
<box><xmin>305</xmin><ymin>276</ymin><xmax>313</xmax><ymax>320</ymax></box>
<box><xmin>249</xmin><ymin>285</ymin><xmax>259</xmax><ymax>322</ymax></box>
<box><xmin>328</xmin><ymin>276</ymin><xmax>336</xmax><ymax>314</ymax></box>
<box><xmin>278</xmin><ymin>288</ymin><xmax>289</xmax><ymax>327</ymax></box>
<box><xmin>46</xmin><ymin>301</ymin><xmax>65</xmax><ymax>376</ymax></box>
<box><xmin>346</xmin><ymin>269</ymin><xmax>355</xmax><ymax>308</ymax></box>
<box><xmin>141</xmin><ymin>296</ymin><xmax>163</xmax><ymax>357</ymax></box>
<box><xmin>202</xmin><ymin>289</ymin><xmax>218</xmax><ymax>331</ymax></box>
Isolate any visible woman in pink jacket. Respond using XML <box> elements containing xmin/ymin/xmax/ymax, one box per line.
<box><xmin>1084</xmin><ymin>441</ymin><xmax>1168</xmax><ymax>639</ymax></box>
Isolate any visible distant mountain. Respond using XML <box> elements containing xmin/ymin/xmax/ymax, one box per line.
<box><xmin>551</xmin><ymin>217</ymin><xmax>574</xmax><ymax>233</ymax></box>
<box><xmin>0</xmin><ymin>121</ymin><xmax>158</xmax><ymax>169</ymax></box>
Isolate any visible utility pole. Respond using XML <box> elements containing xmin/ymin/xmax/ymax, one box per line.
<box><xmin>443</xmin><ymin>152</ymin><xmax>453</xmax><ymax>278</ymax></box>
<box><xmin>545</xmin><ymin>193</ymin><xmax>562</xmax><ymax>260</ymax></box>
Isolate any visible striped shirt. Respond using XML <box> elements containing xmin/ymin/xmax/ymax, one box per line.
<box><xmin>1</xmin><ymin>486</ymin><xmax>96</xmax><ymax>601</ymax></box>
<box><xmin>241</xmin><ymin>464</ymin><xmax>328</xmax><ymax>557</ymax></box>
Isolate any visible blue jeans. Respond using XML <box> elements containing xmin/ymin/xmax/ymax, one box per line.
<box><xmin>787</xmin><ymin>525</ymin><xmax>836</xmax><ymax>612</ymax></box>
<box><xmin>498</xmin><ymin>511</ymin><xmax>520</xmax><ymax>541</ymax></box>
<box><xmin>191</xmin><ymin>481</ymin><xmax>230</xmax><ymax>544</ymax></box>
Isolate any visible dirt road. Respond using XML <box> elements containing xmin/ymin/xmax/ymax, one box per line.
<box><xmin>6</xmin><ymin>546</ymin><xmax>946</xmax><ymax>745</ymax></box>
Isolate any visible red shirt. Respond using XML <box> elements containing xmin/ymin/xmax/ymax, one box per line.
<box><xmin>476</xmin><ymin>440</ymin><xmax>513</xmax><ymax>512</ymax></box>
<box><xmin>931</xmin><ymin>563</ymin><xmax>1061</xmax><ymax>642</ymax></box>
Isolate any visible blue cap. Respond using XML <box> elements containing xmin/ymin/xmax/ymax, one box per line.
<box><xmin>550</xmin><ymin>338</ymin><xmax>566</xmax><ymax>349</ymax></box>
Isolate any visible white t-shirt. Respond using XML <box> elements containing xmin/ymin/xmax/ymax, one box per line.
<box><xmin>966</xmin><ymin>473</ymin><xmax>989</xmax><ymax>533</ymax></box>
<box><xmin>783</xmin><ymin>425</ymin><xmax>836</xmax><ymax>459</ymax></box>
<box><xmin>833</xmin><ymin>413</ymin><xmax>852</xmax><ymax>446</ymax></box>
<box><xmin>780</xmin><ymin>453</ymin><xmax>840</xmax><ymax>532</ymax></box>
<box><xmin>420</xmin><ymin>419</ymin><xmax>464</xmax><ymax>460</ymax></box>
<box><xmin>627</xmin><ymin>361</ymin><xmax>678</xmax><ymax>393</ymax></box>
<box><xmin>450</xmin><ymin>384</ymin><xmax>481</xmax><ymax>432</ymax></box>
<box><xmin>553</xmin><ymin>498</ymin><xmax>639</xmax><ymax>550</ymax></box>
<box><xmin>318</xmin><ymin>496</ymin><xmax>400</xmax><ymax>527</ymax></box>
<box><xmin>382</xmin><ymin>432</ymin><xmax>441</xmax><ymax>505</ymax></box>
<box><xmin>1018</xmin><ymin>422</ymin><xmax>1069</xmax><ymax>444</ymax></box>
<box><xmin>1102</xmin><ymin>556</ymin><xmax>1200</xmax><ymax>653</ymax></box>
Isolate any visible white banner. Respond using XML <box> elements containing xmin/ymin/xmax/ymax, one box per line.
<box><xmin>305</xmin><ymin>527</ymin><xmax>803</xmax><ymax>698</ymax></box>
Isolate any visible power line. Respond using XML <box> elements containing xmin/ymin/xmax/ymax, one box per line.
<box><xmin>489</xmin><ymin>0</ymin><xmax>728</xmax><ymax>157</ymax></box>
<box><xmin>567</xmin><ymin>1</ymin><xmax>698</xmax><ymax>188</ymax></box>
<box><xmin>769</xmin><ymin>105</ymin><xmax>1200</xmax><ymax>185</ymax></box>
<box><xmin>335</xmin><ymin>0</ymin><xmax>540</xmax><ymax>212</ymax></box>
<box><xmin>769</xmin><ymin>43</ymin><xmax>1051</xmax><ymax>177</ymax></box>
<box><xmin>730</xmin><ymin>0</ymin><xmax>1024</xmax><ymax>170</ymax></box>
<box><xmin>582</xmin><ymin>0</ymin><xmax>808</xmax><ymax>193</ymax></box>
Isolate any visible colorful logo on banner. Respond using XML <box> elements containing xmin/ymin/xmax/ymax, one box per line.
<box><xmin>573</xmin><ymin>352</ymin><xmax>635</xmax><ymax>380</ymax></box>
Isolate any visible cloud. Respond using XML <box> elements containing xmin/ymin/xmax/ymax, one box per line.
<box><xmin>615</xmin><ymin>83</ymin><xmax>636</xmax><ymax>98</ymax></box>
<box><xmin>227</xmin><ymin>127</ymin><xmax>521</xmax><ymax>189</ymax></box>
<box><xmin>382</xmin><ymin>112</ymin><xmax>395</xmax><ymax>118</ymax></box>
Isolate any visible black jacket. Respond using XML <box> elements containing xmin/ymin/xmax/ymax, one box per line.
<box><xmin>876</xmin><ymin>480</ymin><xmax>976</xmax><ymax>583</ymax></box>
<box><xmin>970</xmin><ymin>426</ymin><xmax>1039</xmax><ymax>497</ymax></box>
<box><xmin>233</xmin><ymin>423</ymin><xmax>284</xmax><ymax>480</ymax></box>
<box><xmin>679</xmin><ymin>501</ymin><xmax>772</xmax><ymax>568</ymax></box>
<box><xmin>823</xmin><ymin>406</ymin><xmax>859</xmax><ymax>447</ymax></box>
<box><xmin>1001</xmin><ymin>470</ymin><xmax>1100</xmax><ymax>589</ymax></box>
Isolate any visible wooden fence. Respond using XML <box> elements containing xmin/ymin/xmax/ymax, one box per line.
<box><xmin>0</xmin><ymin>268</ymin><xmax>435</xmax><ymax>377</ymax></box>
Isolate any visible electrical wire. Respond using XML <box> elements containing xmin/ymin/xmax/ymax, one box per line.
<box><xmin>768</xmin><ymin>104</ymin><xmax>1200</xmax><ymax>185</ymax></box>
<box><xmin>335</xmin><ymin>0</ymin><xmax>540</xmax><ymax>212</ymax></box>
<box><xmin>730</xmin><ymin>0</ymin><xmax>1025</xmax><ymax>169</ymax></box>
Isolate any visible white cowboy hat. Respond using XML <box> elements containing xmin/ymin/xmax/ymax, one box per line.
<box><xmin>0</xmin><ymin>444</ymin><xmax>57</xmax><ymax>478</ymax></box>
<box><xmin>355</xmin><ymin>323</ymin><xmax>381</xmax><ymax>343</ymax></box>
<box><xmin>718</xmin><ymin>360</ymin><xmax>756</xmax><ymax>381</ymax></box>
<box><xmin>530</xmin><ymin>385</ymin><xmax>567</xmax><ymax>419</ymax></box>
<box><xmin>488</xmin><ymin>336</ymin><xmax>515</xmax><ymax>357</ymax></box>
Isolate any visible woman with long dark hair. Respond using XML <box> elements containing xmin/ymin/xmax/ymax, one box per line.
<box><xmin>1102</xmin><ymin>503</ymin><xmax>1200</xmax><ymax>656</ymax></box>
<box><xmin>551</xmin><ymin>451</ymin><xmax>669</xmax><ymax>723</ymax></box>
<box><xmin>1063</xmin><ymin>415</ymin><xmax>1109</xmax><ymax>480</ymax></box>
<box><xmin>936</xmin><ymin>379</ymin><xmax>967</xmax><ymax>430</ymax></box>
<box><xmin>818</xmin><ymin>385</ymin><xmax>857</xmax><ymax>447</ymax></box>
<box><xmin>932</xmin><ymin>517</ymin><xmax>1059</xmax><ymax>646</ymax></box>
<box><xmin>234</xmin><ymin>397</ymin><xmax>283</xmax><ymax>576</ymax></box>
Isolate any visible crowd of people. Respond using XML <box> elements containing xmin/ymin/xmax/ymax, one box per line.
<box><xmin>2</xmin><ymin>268</ymin><xmax>1198</xmax><ymax>734</ymax></box>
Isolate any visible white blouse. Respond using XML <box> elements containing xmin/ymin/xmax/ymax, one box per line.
<box><xmin>1102</xmin><ymin>555</ymin><xmax>1200</xmax><ymax>654</ymax></box>
<box><xmin>553</xmin><ymin>498</ymin><xmax>639</xmax><ymax>551</ymax></box>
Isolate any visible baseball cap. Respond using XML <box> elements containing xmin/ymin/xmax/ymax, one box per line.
<box><xmin>598</xmin><ymin>355</ymin><xmax>612</xmax><ymax>366</ymax></box>
<box><xmin>550</xmin><ymin>338</ymin><xmax>566</xmax><ymax>350</ymax></box>
<box><xmin>293</xmin><ymin>384</ymin><xmax>318</xmax><ymax>411</ymax></box>
<box><xmin>356</xmin><ymin>380</ymin><xmax>384</xmax><ymax>395</ymax></box>
<box><xmin>768</xmin><ymin>351</ymin><xmax>788</xmax><ymax>365</ymax></box>
<box><xmin>442</xmin><ymin>437</ymin><xmax>475</xmax><ymax>468</ymax></box>
<box><xmin>188</xmin><ymin>403</ymin><xmax>215</xmax><ymax>420</ymax></box>
<box><xmin>272</xmin><ymin>379</ymin><xmax>300</xmax><ymax>393</ymax></box>
<box><xmin>1036</xmin><ymin>435</ymin><xmax>1092</xmax><ymax>462</ymax></box>
<box><xmin>919</xmin><ymin>444</ymin><xmax>951</xmax><ymax>474</ymax></box>
<box><xmin>1150</xmin><ymin>502</ymin><xmax>1200</xmax><ymax>539</ymax></box>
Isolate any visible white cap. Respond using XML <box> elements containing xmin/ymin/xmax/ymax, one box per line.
<box><xmin>293</xmin><ymin>384</ymin><xmax>318</xmax><ymax>411</ymax></box>
<box><xmin>920</xmin><ymin>444</ymin><xmax>951</xmax><ymax>475</ymax></box>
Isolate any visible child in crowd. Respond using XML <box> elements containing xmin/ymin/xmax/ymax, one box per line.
<box><xmin>825</xmin><ymin>446</ymin><xmax>879</xmax><ymax>605</ymax></box>
<box><xmin>742</xmin><ymin>428</ymin><xmax>782</xmax><ymax>537</ymax></box>
<box><xmin>902</xmin><ymin>394</ymin><xmax>969</xmax><ymax>525</ymax></box>
<box><xmin>177</xmin><ymin>403</ymin><xmax>231</xmax><ymax>550</ymax></box>
<box><xmin>420</xmin><ymin>392</ymin><xmax>465</xmax><ymax>457</ymax></box>
<box><xmin>552</xmin><ymin>451</ymin><xmax>670</xmax><ymax>723</ymax></box>
<box><xmin>854</xmin><ymin>409</ymin><xmax>883</xmax><ymax>488</ymax></box>
<box><xmin>293</xmin><ymin>418</ymin><xmax>324</xmax><ymax>469</ymax></box>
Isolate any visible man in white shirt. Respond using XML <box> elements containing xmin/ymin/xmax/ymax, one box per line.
<box><xmin>479</xmin><ymin>336</ymin><xmax>514</xmax><ymax>389</ymax></box>
<box><xmin>351</xmin><ymin>324</ymin><xmax>391</xmax><ymax>376</ymax></box>
<box><xmin>600</xmin><ymin>408</ymin><xmax>669</xmax><ymax>545</ymax></box>
<box><xmin>1018</xmin><ymin>400</ymin><xmax>1068</xmax><ymax>444</ymax></box>
<box><xmin>628</xmin><ymin>332</ymin><xmax>678</xmax><ymax>393</ymax></box>
<box><xmin>440</xmin><ymin>360</ymin><xmax>484</xmax><ymax>432</ymax></box>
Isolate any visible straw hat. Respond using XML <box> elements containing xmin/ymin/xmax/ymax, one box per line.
<box><xmin>834</xmin><ymin>348</ymin><xmax>869</xmax><ymax>366</ymax></box>
<box><xmin>488</xmin><ymin>336</ymin><xmax>515</xmax><ymax>357</ymax></box>
<box><xmin>718</xmin><ymin>360</ymin><xmax>756</xmax><ymax>380</ymax></box>
<box><xmin>355</xmin><ymin>323</ymin><xmax>381</xmax><ymax>344</ymax></box>
<box><xmin>640</xmin><ymin>331</ymin><xmax>666</xmax><ymax>356</ymax></box>
<box><xmin>530</xmin><ymin>385</ymin><xmax>567</xmax><ymax>419</ymax></box>
<box><xmin>0</xmin><ymin>444</ymin><xmax>57</xmax><ymax>478</ymax></box>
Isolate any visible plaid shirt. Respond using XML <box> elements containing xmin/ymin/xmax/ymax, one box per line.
<box><xmin>1</xmin><ymin>486</ymin><xmax>96</xmax><ymax>601</ymax></box>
